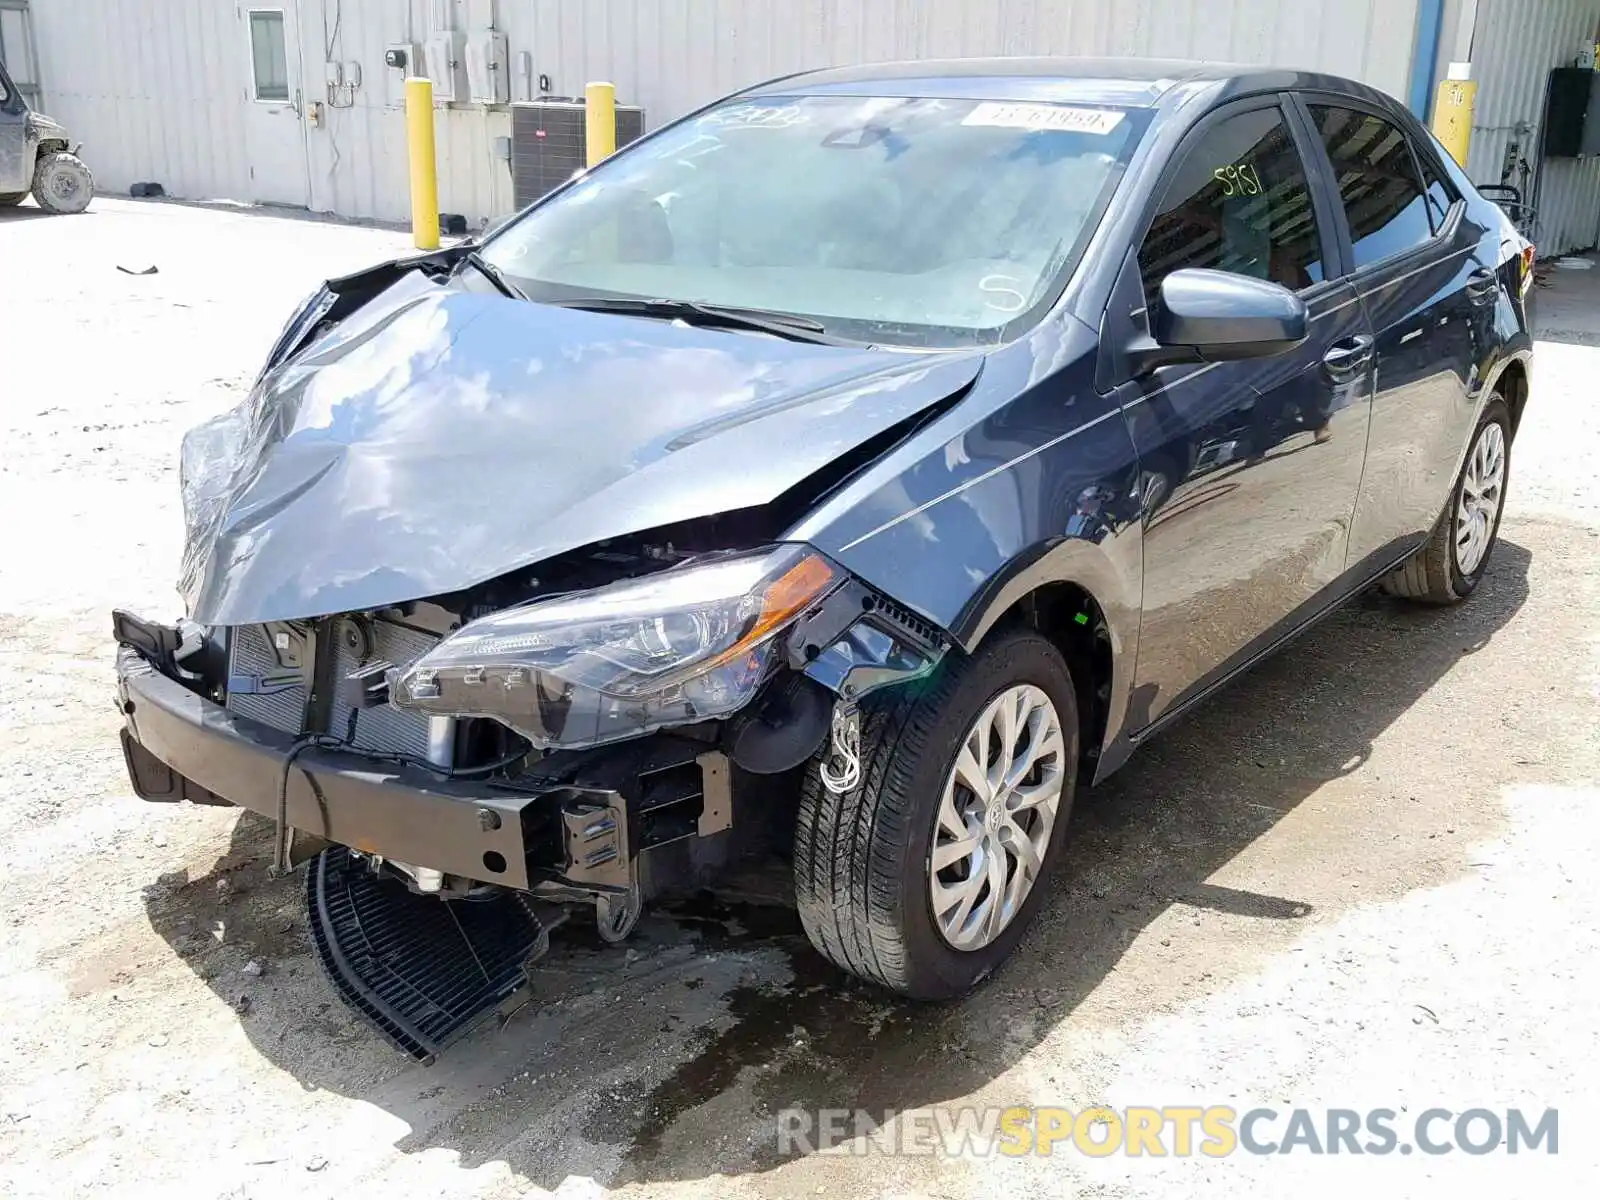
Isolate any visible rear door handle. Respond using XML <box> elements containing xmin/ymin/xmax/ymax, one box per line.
<box><xmin>1323</xmin><ymin>333</ymin><xmax>1374</xmax><ymax>379</ymax></box>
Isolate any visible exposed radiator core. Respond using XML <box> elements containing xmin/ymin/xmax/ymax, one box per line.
<box><xmin>223</xmin><ymin>618</ymin><xmax>449</xmax><ymax>765</ymax></box>
<box><xmin>225</xmin><ymin>624</ymin><xmax>308</xmax><ymax>734</ymax></box>
<box><xmin>329</xmin><ymin>618</ymin><xmax>447</xmax><ymax>764</ymax></box>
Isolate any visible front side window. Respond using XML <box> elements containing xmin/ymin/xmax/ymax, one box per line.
<box><xmin>1310</xmin><ymin>105</ymin><xmax>1435</xmax><ymax>268</ymax></box>
<box><xmin>248</xmin><ymin>11</ymin><xmax>290</xmax><ymax>103</ymax></box>
<box><xmin>482</xmin><ymin>95</ymin><xmax>1151</xmax><ymax>348</ymax></box>
<box><xmin>1138</xmin><ymin>106</ymin><xmax>1327</xmax><ymax>310</ymax></box>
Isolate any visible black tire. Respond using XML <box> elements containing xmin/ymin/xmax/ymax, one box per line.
<box><xmin>1381</xmin><ymin>397</ymin><xmax>1511</xmax><ymax>604</ymax></box>
<box><xmin>31</xmin><ymin>152</ymin><xmax>94</xmax><ymax>215</ymax></box>
<box><xmin>793</xmin><ymin>627</ymin><xmax>1079</xmax><ymax>999</ymax></box>
<box><xmin>0</xmin><ymin>193</ymin><xmax>24</xmax><ymax>208</ymax></box>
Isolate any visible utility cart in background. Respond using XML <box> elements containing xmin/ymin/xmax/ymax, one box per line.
<box><xmin>0</xmin><ymin>52</ymin><xmax>92</xmax><ymax>214</ymax></box>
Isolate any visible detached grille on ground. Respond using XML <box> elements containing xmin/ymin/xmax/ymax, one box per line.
<box><xmin>306</xmin><ymin>846</ymin><xmax>547</xmax><ymax>1062</ymax></box>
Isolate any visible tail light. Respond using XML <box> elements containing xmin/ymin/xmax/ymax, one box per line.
<box><xmin>1520</xmin><ymin>244</ymin><xmax>1536</xmax><ymax>298</ymax></box>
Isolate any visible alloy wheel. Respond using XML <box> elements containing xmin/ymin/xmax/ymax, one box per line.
<box><xmin>929</xmin><ymin>684</ymin><xmax>1066</xmax><ymax>951</ymax></box>
<box><xmin>1456</xmin><ymin>420</ymin><xmax>1506</xmax><ymax>576</ymax></box>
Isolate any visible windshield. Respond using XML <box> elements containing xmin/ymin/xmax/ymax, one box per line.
<box><xmin>481</xmin><ymin>94</ymin><xmax>1149</xmax><ymax>348</ymax></box>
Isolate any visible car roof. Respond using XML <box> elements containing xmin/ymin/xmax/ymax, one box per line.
<box><xmin>743</xmin><ymin>57</ymin><xmax>1373</xmax><ymax>109</ymax></box>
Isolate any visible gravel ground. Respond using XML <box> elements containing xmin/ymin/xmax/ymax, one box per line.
<box><xmin>1</xmin><ymin>197</ymin><xmax>1596</xmax><ymax>1200</ymax></box>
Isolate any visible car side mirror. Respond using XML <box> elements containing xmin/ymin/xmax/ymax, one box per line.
<box><xmin>1129</xmin><ymin>268</ymin><xmax>1309</xmax><ymax>375</ymax></box>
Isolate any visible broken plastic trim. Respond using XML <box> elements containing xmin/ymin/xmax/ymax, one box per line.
<box><xmin>784</xmin><ymin>579</ymin><xmax>949</xmax><ymax>702</ymax></box>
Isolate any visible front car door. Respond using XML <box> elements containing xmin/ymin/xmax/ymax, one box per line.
<box><xmin>1297</xmin><ymin>99</ymin><xmax>1488</xmax><ymax>571</ymax></box>
<box><xmin>0</xmin><ymin>56</ymin><xmax>28</xmax><ymax>195</ymax></box>
<box><xmin>1111</xmin><ymin>97</ymin><xmax>1375</xmax><ymax>730</ymax></box>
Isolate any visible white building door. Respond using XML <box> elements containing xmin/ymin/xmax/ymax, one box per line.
<box><xmin>242</xmin><ymin>5</ymin><xmax>310</xmax><ymax>206</ymax></box>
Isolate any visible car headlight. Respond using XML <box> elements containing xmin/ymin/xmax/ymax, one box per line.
<box><xmin>389</xmin><ymin>545</ymin><xmax>843</xmax><ymax>750</ymax></box>
<box><xmin>259</xmin><ymin>285</ymin><xmax>336</xmax><ymax>382</ymax></box>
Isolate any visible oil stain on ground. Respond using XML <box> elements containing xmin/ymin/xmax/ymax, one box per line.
<box><xmin>584</xmin><ymin>892</ymin><xmax>992</xmax><ymax>1179</ymax></box>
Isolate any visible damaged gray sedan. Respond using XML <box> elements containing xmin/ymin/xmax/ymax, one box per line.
<box><xmin>116</xmin><ymin>59</ymin><xmax>1531</xmax><ymax>1058</ymax></box>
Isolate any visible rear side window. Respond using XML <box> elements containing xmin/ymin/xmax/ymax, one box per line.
<box><xmin>1138</xmin><ymin>106</ymin><xmax>1327</xmax><ymax>309</ymax></box>
<box><xmin>1309</xmin><ymin>105</ymin><xmax>1436</xmax><ymax>268</ymax></box>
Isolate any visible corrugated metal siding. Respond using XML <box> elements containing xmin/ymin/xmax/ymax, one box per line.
<box><xmin>298</xmin><ymin>1</ymin><xmax>516</xmax><ymax>224</ymax></box>
<box><xmin>505</xmin><ymin>0</ymin><xmax>1416</xmax><ymax>134</ymax></box>
<box><xmin>30</xmin><ymin>0</ymin><xmax>254</xmax><ymax>203</ymax></box>
<box><xmin>1468</xmin><ymin>0</ymin><xmax>1600</xmax><ymax>254</ymax></box>
<box><xmin>33</xmin><ymin>0</ymin><xmax>1415</xmax><ymax>224</ymax></box>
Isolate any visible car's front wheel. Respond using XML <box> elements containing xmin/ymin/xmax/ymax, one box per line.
<box><xmin>1381</xmin><ymin>396</ymin><xmax>1511</xmax><ymax>604</ymax></box>
<box><xmin>793</xmin><ymin>627</ymin><xmax>1078</xmax><ymax>999</ymax></box>
<box><xmin>32</xmin><ymin>152</ymin><xmax>94</xmax><ymax>215</ymax></box>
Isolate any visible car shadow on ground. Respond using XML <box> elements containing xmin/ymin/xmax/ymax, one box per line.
<box><xmin>0</xmin><ymin>204</ymin><xmax>62</xmax><ymax>222</ymax></box>
<box><xmin>140</xmin><ymin>542</ymin><xmax>1532</xmax><ymax>1188</ymax></box>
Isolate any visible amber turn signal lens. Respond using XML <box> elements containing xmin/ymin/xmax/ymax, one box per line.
<box><xmin>711</xmin><ymin>553</ymin><xmax>839</xmax><ymax>669</ymax></box>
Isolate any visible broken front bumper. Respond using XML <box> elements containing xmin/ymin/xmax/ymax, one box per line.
<box><xmin>117</xmin><ymin>633</ymin><xmax>737</xmax><ymax>1062</ymax></box>
<box><xmin>116</xmin><ymin>644</ymin><xmax>632</xmax><ymax>893</ymax></box>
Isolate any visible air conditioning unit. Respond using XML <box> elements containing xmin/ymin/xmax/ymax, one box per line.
<box><xmin>424</xmin><ymin>32</ymin><xmax>467</xmax><ymax>103</ymax></box>
<box><xmin>510</xmin><ymin>100</ymin><xmax>646</xmax><ymax>208</ymax></box>
<box><xmin>466</xmin><ymin>32</ymin><xmax>509</xmax><ymax>105</ymax></box>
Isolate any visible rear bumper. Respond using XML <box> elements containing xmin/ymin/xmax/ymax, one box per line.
<box><xmin>117</xmin><ymin>645</ymin><xmax>542</xmax><ymax>889</ymax></box>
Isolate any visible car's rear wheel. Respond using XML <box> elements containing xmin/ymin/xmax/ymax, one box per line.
<box><xmin>793</xmin><ymin>627</ymin><xmax>1078</xmax><ymax>999</ymax></box>
<box><xmin>1381</xmin><ymin>397</ymin><xmax>1510</xmax><ymax>604</ymax></box>
<box><xmin>32</xmin><ymin>152</ymin><xmax>94</xmax><ymax>215</ymax></box>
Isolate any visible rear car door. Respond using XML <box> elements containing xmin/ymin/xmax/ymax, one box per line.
<box><xmin>1298</xmin><ymin>100</ymin><xmax>1486</xmax><ymax>570</ymax></box>
<box><xmin>1113</xmin><ymin>97</ymin><xmax>1374</xmax><ymax>730</ymax></box>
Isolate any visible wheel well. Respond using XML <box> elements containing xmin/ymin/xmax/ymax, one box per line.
<box><xmin>1008</xmin><ymin>583</ymin><xmax>1114</xmax><ymax>776</ymax></box>
<box><xmin>35</xmin><ymin>139</ymin><xmax>69</xmax><ymax>158</ymax></box>
<box><xmin>1499</xmin><ymin>359</ymin><xmax>1529</xmax><ymax>439</ymax></box>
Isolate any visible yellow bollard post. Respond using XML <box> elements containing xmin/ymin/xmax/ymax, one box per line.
<box><xmin>405</xmin><ymin>76</ymin><xmax>440</xmax><ymax>250</ymax></box>
<box><xmin>585</xmin><ymin>81</ymin><xmax>617</xmax><ymax>168</ymax></box>
<box><xmin>1431</xmin><ymin>65</ymin><xmax>1476</xmax><ymax>168</ymax></box>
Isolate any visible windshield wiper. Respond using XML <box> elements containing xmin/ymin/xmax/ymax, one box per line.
<box><xmin>457</xmin><ymin>249</ymin><xmax>529</xmax><ymax>302</ymax></box>
<box><xmin>543</xmin><ymin>296</ymin><xmax>852</xmax><ymax>345</ymax></box>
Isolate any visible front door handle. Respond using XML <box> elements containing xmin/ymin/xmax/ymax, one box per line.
<box><xmin>1323</xmin><ymin>333</ymin><xmax>1374</xmax><ymax>379</ymax></box>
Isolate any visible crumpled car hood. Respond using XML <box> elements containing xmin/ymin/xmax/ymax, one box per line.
<box><xmin>180</xmin><ymin>271</ymin><xmax>982</xmax><ymax>626</ymax></box>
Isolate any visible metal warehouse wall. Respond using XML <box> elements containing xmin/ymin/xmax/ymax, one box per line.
<box><xmin>32</xmin><ymin>0</ymin><xmax>1418</xmax><ymax>226</ymax></box>
<box><xmin>30</xmin><ymin>0</ymin><xmax>256</xmax><ymax>205</ymax></box>
<box><xmin>1466</xmin><ymin>0</ymin><xmax>1600</xmax><ymax>255</ymax></box>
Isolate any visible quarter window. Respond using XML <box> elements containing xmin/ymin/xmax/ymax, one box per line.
<box><xmin>248</xmin><ymin>11</ymin><xmax>290</xmax><ymax>103</ymax></box>
<box><xmin>1309</xmin><ymin>105</ymin><xmax>1435</xmax><ymax>267</ymax></box>
<box><xmin>1138</xmin><ymin>107</ymin><xmax>1326</xmax><ymax>310</ymax></box>
<box><xmin>1418</xmin><ymin>156</ymin><xmax>1458</xmax><ymax>233</ymax></box>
